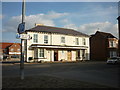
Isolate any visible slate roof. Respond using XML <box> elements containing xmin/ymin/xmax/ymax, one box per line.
<box><xmin>95</xmin><ymin>31</ymin><xmax>117</xmax><ymax>38</ymax></box>
<box><xmin>26</xmin><ymin>25</ymin><xmax>90</xmax><ymax>37</ymax></box>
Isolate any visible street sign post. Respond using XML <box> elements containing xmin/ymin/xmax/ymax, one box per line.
<box><xmin>16</xmin><ymin>33</ymin><xmax>32</xmax><ymax>40</ymax></box>
<box><xmin>17</xmin><ymin>23</ymin><xmax>25</xmax><ymax>34</ymax></box>
<box><xmin>17</xmin><ymin>0</ymin><xmax>26</xmax><ymax>80</ymax></box>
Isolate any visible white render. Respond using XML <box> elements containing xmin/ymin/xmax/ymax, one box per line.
<box><xmin>25</xmin><ymin>28</ymin><xmax>90</xmax><ymax>62</ymax></box>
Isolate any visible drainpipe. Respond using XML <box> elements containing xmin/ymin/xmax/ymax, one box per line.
<box><xmin>50</xmin><ymin>33</ymin><xmax>52</xmax><ymax>61</ymax></box>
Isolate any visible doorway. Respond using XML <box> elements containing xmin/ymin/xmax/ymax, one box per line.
<box><xmin>54</xmin><ymin>50</ymin><xmax>58</xmax><ymax>61</ymax></box>
<box><xmin>67</xmin><ymin>50</ymin><xmax>72</xmax><ymax>61</ymax></box>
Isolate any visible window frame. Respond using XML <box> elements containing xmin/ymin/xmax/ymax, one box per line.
<box><xmin>33</xmin><ymin>34</ymin><xmax>38</xmax><ymax>43</ymax></box>
<box><xmin>61</xmin><ymin>37</ymin><xmax>65</xmax><ymax>43</ymax></box>
<box><xmin>44</xmin><ymin>35</ymin><xmax>48</xmax><ymax>44</ymax></box>
<box><xmin>38</xmin><ymin>48</ymin><xmax>44</xmax><ymax>58</ymax></box>
<box><xmin>75</xmin><ymin>38</ymin><xmax>79</xmax><ymax>45</ymax></box>
<box><xmin>82</xmin><ymin>38</ymin><xmax>86</xmax><ymax>45</ymax></box>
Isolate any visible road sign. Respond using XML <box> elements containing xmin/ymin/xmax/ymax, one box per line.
<box><xmin>17</xmin><ymin>23</ymin><xmax>25</xmax><ymax>34</ymax></box>
<box><xmin>16</xmin><ymin>33</ymin><xmax>32</xmax><ymax>40</ymax></box>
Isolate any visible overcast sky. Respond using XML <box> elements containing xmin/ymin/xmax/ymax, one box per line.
<box><xmin>1</xmin><ymin>1</ymin><xmax>119</xmax><ymax>43</ymax></box>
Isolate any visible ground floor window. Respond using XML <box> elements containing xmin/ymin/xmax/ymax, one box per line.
<box><xmin>39</xmin><ymin>48</ymin><xmax>44</xmax><ymax>58</ymax></box>
<box><xmin>11</xmin><ymin>55</ymin><xmax>20</xmax><ymax>58</ymax></box>
<box><xmin>109</xmin><ymin>51</ymin><xmax>117</xmax><ymax>58</ymax></box>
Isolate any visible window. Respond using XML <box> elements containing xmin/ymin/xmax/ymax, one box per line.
<box><xmin>109</xmin><ymin>41</ymin><xmax>116</xmax><ymax>47</ymax></box>
<box><xmin>33</xmin><ymin>34</ymin><xmax>38</xmax><ymax>43</ymax></box>
<box><xmin>11</xmin><ymin>48</ymin><xmax>14</xmax><ymax>51</ymax></box>
<box><xmin>44</xmin><ymin>35</ymin><xmax>48</xmax><ymax>44</ymax></box>
<box><xmin>109</xmin><ymin>51</ymin><xmax>117</xmax><ymax>58</ymax></box>
<box><xmin>75</xmin><ymin>38</ymin><xmax>79</xmax><ymax>45</ymax></box>
<box><xmin>61</xmin><ymin>37</ymin><xmax>65</xmax><ymax>43</ymax></box>
<box><xmin>82</xmin><ymin>38</ymin><xmax>86</xmax><ymax>45</ymax></box>
<box><xmin>39</xmin><ymin>49</ymin><xmax>44</xmax><ymax>58</ymax></box>
<box><xmin>17</xmin><ymin>49</ymin><xmax>20</xmax><ymax>51</ymax></box>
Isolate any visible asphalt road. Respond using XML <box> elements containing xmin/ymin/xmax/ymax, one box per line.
<box><xmin>2</xmin><ymin>61</ymin><xmax>120</xmax><ymax>88</ymax></box>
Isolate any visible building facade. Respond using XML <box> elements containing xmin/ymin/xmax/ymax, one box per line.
<box><xmin>0</xmin><ymin>42</ymin><xmax>21</xmax><ymax>60</ymax></box>
<box><xmin>90</xmin><ymin>31</ymin><xmax>118</xmax><ymax>61</ymax></box>
<box><xmin>25</xmin><ymin>25</ymin><xmax>90</xmax><ymax>62</ymax></box>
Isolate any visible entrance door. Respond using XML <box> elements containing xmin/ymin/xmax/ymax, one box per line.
<box><xmin>76</xmin><ymin>50</ymin><xmax>80</xmax><ymax>60</ymax></box>
<box><xmin>67</xmin><ymin>50</ymin><xmax>72</xmax><ymax>61</ymax></box>
<box><xmin>54</xmin><ymin>50</ymin><xmax>58</xmax><ymax>61</ymax></box>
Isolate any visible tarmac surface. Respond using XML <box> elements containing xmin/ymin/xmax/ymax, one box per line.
<box><xmin>2</xmin><ymin>61</ymin><xmax>120</xmax><ymax>88</ymax></box>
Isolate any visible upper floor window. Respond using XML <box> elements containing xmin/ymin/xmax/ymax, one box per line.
<box><xmin>11</xmin><ymin>48</ymin><xmax>14</xmax><ymax>51</ymax></box>
<box><xmin>17</xmin><ymin>49</ymin><xmax>20</xmax><ymax>51</ymax></box>
<box><xmin>75</xmin><ymin>38</ymin><xmax>79</xmax><ymax>45</ymax></box>
<box><xmin>33</xmin><ymin>34</ymin><xmax>38</xmax><ymax>43</ymax></box>
<box><xmin>82</xmin><ymin>38</ymin><xmax>86</xmax><ymax>45</ymax></box>
<box><xmin>61</xmin><ymin>37</ymin><xmax>65</xmax><ymax>43</ymax></box>
<box><xmin>44</xmin><ymin>35</ymin><xmax>48</xmax><ymax>44</ymax></box>
<box><xmin>109</xmin><ymin>41</ymin><xmax>116</xmax><ymax>47</ymax></box>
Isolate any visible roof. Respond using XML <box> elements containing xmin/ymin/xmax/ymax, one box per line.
<box><xmin>92</xmin><ymin>31</ymin><xmax>117</xmax><ymax>39</ymax></box>
<box><xmin>26</xmin><ymin>25</ymin><xmax>90</xmax><ymax>37</ymax></box>
<box><xmin>0</xmin><ymin>42</ymin><xmax>20</xmax><ymax>49</ymax></box>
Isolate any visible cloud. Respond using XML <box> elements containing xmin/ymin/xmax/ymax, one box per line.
<box><xmin>0</xmin><ymin>14</ymin><xmax>4</xmax><ymax>19</ymax></box>
<box><xmin>64</xmin><ymin>21</ymin><xmax>118</xmax><ymax>37</ymax></box>
<box><xmin>3</xmin><ymin>11</ymin><xmax>69</xmax><ymax>32</ymax></box>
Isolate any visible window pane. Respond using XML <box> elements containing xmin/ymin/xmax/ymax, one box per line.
<box><xmin>75</xmin><ymin>38</ymin><xmax>79</xmax><ymax>45</ymax></box>
<box><xmin>82</xmin><ymin>38</ymin><xmax>86</xmax><ymax>45</ymax></box>
<box><xmin>39</xmin><ymin>49</ymin><xmax>44</xmax><ymax>57</ymax></box>
<box><xmin>61</xmin><ymin>37</ymin><xmax>65</xmax><ymax>43</ymax></box>
<box><xmin>44</xmin><ymin>35</ymin><xmax>48</xmax><ymax>43</ymax></box>
<box><xmin>33</xmin><ymin>34</ymin><xmax>38</xmax><ymax>43</ymax></box>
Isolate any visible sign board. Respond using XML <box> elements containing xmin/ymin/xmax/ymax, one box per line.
<box><xmin>16</xmin><ymin>33</ymin><xmax>32</xmax><ymax>40</ymax></box>
<box><xmin>17</xmin><ymin>23</ymin><xmax>25</xmax><ymax>34</ymax></box>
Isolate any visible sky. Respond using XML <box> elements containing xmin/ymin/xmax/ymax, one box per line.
<box><xmin>1</xmin><ymin>1</ymin><xmax>119</xmax><ymax>43</ymax></box>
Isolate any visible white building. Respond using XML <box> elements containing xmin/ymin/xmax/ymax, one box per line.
<box><xmin>24</xmin><ymin>25</ymin><xmax>90</xmax><ymax>62</ymax></box>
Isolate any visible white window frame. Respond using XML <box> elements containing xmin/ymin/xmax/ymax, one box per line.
<box><xmin>82</xmin><ymin>38</ymin><xmax>86</xmax><ymax>45</ymax></box>
<box><xmin>38</xmin><ymin>48</ymin><xmax>44</xmax><ymax>58</ymax></box>
<box><xmin>44</xmin><ymin>35</ymin><xmax>48</xmax><ymax>44</ymax></box>
<box><xmin>33</xmin><ymin>34</ymin><xmax>38</xmax><ymax>43</ymax></box>
<box><xmin>61</xmin><ymin>37</ymin><xmax>65</xmax><ymax>43</ymax></box>
<box><xmin>75</xmin><ymin>38</ymin><xmax>79</xmax><ymax>45</ymax></box>
<box><xmin>109</xmin><ymin>41</ymin><xmax>116</xmax><ymax>47</ymax></box>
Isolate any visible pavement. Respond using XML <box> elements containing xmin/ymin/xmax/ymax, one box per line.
<box><xmin>2</xmin><ymin>61</ymin><xmax>120</xmax><ymax>88</ymax></box>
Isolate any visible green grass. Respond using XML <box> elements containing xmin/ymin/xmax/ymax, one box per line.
<box><xmin>2</xmin><ymin>75</ymin><xmax>112</xmax><ymax>88</ymax></box>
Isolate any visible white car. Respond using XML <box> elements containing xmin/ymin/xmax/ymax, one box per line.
<box><xmin>107</xmin><ymin>57</ymin><xmax>120</xmax><ymax>64</ymax></box>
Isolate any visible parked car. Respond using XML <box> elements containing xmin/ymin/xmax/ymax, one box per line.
<box><xmin>107</xmin><ymin>57</ymin><xmax>120</xmax><ymax>64</ymax></box>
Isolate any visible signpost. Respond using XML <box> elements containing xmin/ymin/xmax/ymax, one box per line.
<box><xmin>17</xmin><ymin>0</ymin><xmax>26</xmax><ymax>80</ymax></box>
<box><xmin>16</xmin><ymin>33</ymin><xmax>32</xmax><ymax>40</ymax></box>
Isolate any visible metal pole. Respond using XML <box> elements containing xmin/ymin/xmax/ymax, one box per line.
<box><xmin>117</xmin><ymin>2</ymin><xmax>120</xmax><ymax>57</ymax></box>
<box><xmin>20</xmin><ymin>0</ymin><xmax>25</xmax><ymax>80</ymax></box>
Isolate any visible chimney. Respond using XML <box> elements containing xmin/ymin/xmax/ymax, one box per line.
<box><xmin>35</xmin><ymin>23</ymin><xmax>44</xmax><ymax>26</ymax></box>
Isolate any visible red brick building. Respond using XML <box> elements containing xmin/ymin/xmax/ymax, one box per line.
<box><xmin>0</xmin><ymin>42</ymin><xmax>21</xmax><ymax>60</ymax></box>
<box><xmin>90</xmin><ymin>31</ymin><xmax>118</xmax><ymax>61</ymax></box>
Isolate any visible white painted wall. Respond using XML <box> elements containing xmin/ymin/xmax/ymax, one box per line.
<box><xmin>26</xmin><ymin>31</ymin><xmax>90</xmax><ymax>62</ymax></box>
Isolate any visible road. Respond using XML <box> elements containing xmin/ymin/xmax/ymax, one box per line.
<box><xmin>2</xmin><ymin>61</ymin><xmax>120</xmax><ymax>88</ymax></box>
